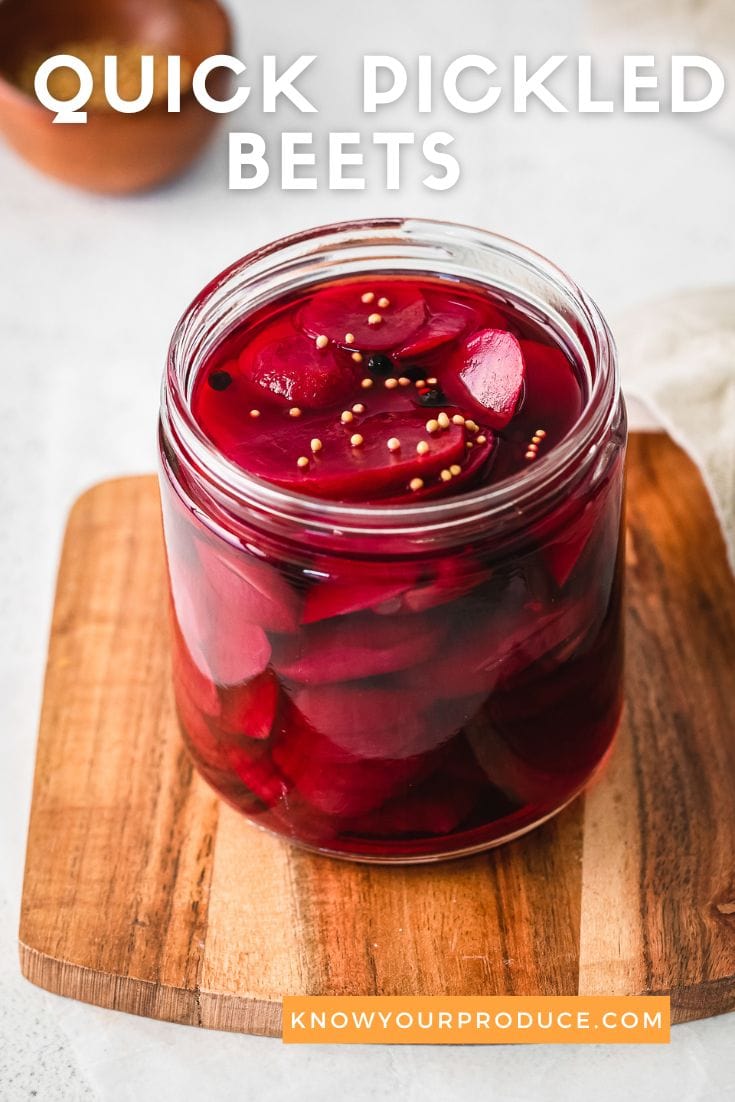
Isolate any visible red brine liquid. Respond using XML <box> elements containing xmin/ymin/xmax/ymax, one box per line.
<box><xmin>162</xmin><ymin>274</ymin><xmax>624</xmax><ymax>860</ymax></box>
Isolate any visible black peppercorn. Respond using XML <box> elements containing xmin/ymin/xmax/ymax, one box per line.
<box><xmin>417</xmin><ymin>387</ymin><xmax>446</xmax><ymax>407</ymax></box>
<box><xmin>367</xmin><ymin>353</ymin><xmax>395</xmax><ymax>376</ymax></box>
<box><xmin>208</xmin><ymin>370</ymin><xmax>233</xmax><ymax>391</ymax></box>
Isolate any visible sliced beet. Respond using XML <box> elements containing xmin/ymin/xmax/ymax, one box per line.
<box><xmin>517</xmin><ymin>339</ymin><xmax>582</xmax><ymax>444</ymax></box>
<box><xmin>232</xmin><ymin>411</ymin><xmax>468</xmax><ymax>501</ymax></box>
<box><xmin>244</xmin><ymin>332</ymin><xmax>360</xmax><ymax>409</ymax></box>
<box><xmin>218</xmin><ymin>669</ymin><xmax>279</xmax><ymax>740</ymax></box>
<box><xmin>399</xmin><ymin>579</ymin><xmax>556</xmax><ymax>702</ymax></box>
<box><xmin>543</xmin><ymin>520</ymin><xmax>596</xmax><ymax>590</ymax></box>
<box><xmin>169</xmin><ymin>549</ymin><xmax>275</xmax><ymax>686</ymax></box>
<box><xmin>401</xmin><ymin>632</ymin><xmax>500</xmax><ymax>702</ymax></box>
<box><xmin>272</xmin><ymin>706</ymin><xmax>428</xmax><ymax>817</ymax></box>
<box><xmin>300</xmin><ymin>283</ymin><xmax>427</xmax><ymax>351</ymax></box>
<box><xmin>399</xmin><ymin>555</ymin><xmax>488</xmax><ymax>613</ymax></box>
<box><xmin>302</xmin><ymin>560</ymin><xmax>420</xmax><ymax>623</ymax></box>
<box><xmin>464</xmin><ymin>708</ymin><xmax>562</xmax><ymax>806</ymax></box>
<box><xmin>452</xmin><ymin>328</ymin><xmax>525</xmax><ymax>428</ymax></box>
<box><xmin>406</xmin><ymin>587</ymin><xmax>598</xmax><ymax>704</ymax></box>
<box><xmin>272</xmin><ymin>610</ymin><xmax>443</xmax><ymax>684</ymax></box>
<box><xmin>420</xmin><ymin>693</ymin><xmax>486</xmax><ymax>746</ymax></box>
<box><xmin>207</xmin><ymin>617</ymin><xmax>272</xmax><ymax>687</ymax></box>
<box><xmin>343</xmin><ymin>772</ymin><xmax>474</xmax><ymax>837</ymax></box>
<box><xmin>395</xmin><ymin>297</ymin><xmax>478</xmax><ymax>359</ymax></box>
<box><xmin>196</xmin><ymin>540</ymin><xmax>300</xmax><ymax>634</ymax></box>
<box><xmin>169</xmin><ymin>617</ymin><xmax>220</xmax><ymax>717</ymax></box>
<box><xmin>537</xmin><ymin>473</ymin><xmax>621</xmax><ymax>589</ymax></box>
<box><xmin>174</xmin><ymin>677</ymin><xmax>232</xmax><ymax>772</ymax></box>
<box><xmin>227</xmin><ymin>744</ymin><xmax>291</xmax><ymax>807</ymax></box>
<box><xmin>380</xmin><ymin>432</ymin><xmax>496</xmax><ymax>504</ymax></box>
<box><xmin>292</xmin><ymin>684</ymin><xmax>434</xmax><ymax>759</ymax></box>
<box><xmin>286</xmin><ymin>756</ymin><xmax>421</xmax><ymax>818</ymax></box>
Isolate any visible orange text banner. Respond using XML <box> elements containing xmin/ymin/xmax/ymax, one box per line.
<box><xmin>282</xmin><ymin>996</ymin><xmax>670</xmax><ymax>1044</ymax></box>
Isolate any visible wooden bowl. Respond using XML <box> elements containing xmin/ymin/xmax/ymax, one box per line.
<box><xmin>0</xmin><ymin>0</ymin><xmax>232</xmax><ymax>194</ymax></box>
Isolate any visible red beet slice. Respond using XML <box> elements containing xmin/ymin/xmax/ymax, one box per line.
<box><xmin>453</xmin><ymin>328</ymin><xmax>525</xmax><ymax>428</ymax></box>
<box><xmin>207</xmin><ymin>617</ymin><xmax>271</xmax><ymax>687</ymax></box>
<box><xmin>272</xmin><ymin>711</ymin><xmax>428</xmax><ymax>818</ymax></box>
<box><xmin>300</xmin><ymin>283</ymin><xmax>427</xmax><ymax>351</ymax></box>
<box><xmin>399</xmin><ymin>555</ymin><xmax>488</xmax><ymax>613</ymax></box>
<box><xmin>169</xmin><ymin>615</ymin><xmax>220</xmax><ymax>716</ymax></box>
<box><xmin>196</xmin><ymin>540</ymin><xmax>300</xmax><ymax>634</ymax></box>
<box><xmin>404</xmin><ymin>585</ymin><xmax>598</xmax><ymax>705</ymax></box>
<box><xmin>537</xmin><ymin>468</ymin><xmax>622</xmax><ymax>589</ymax></box>
<box><xmin>464</xmin><ymin>709</ymin><xmax>563</xmax><ymax>807</ymax></box>
<box><xmin>343</xmin><ymin>772</ymin><xmax>473</xmax><ymax>837</ymax></box>
<box><xmin>394</xmin><ymin>297</ymin><xmax>478</xmax><ymax>359</ymax></box>
<box><xmin>302</xmin><ymin>560</ymin><xmax>420</xmax><ymax>623</ymax></box>
<box><xmin>378</xmin><ymin>428</ymin><xmax>496</xmax><ymax>503</ymax></box>
<box><xmin>173</xmin><ymin>674</ymin><xmax>233</xmax><ymax>772</ymax></box>
<box><xmin>303</xmin><ymin>576</ymin><xmax>412</xmax><ymax>622</ymax></box>
<box><xmin>289</xmin><ymin>757</ymin><xmax>420</xmax><ymax>818</ymax></box>
<box><xmin>243</xmin><ymin>332</ymin><xmax>360</xmax><ymax>410</ymax></box>
<box><xmin>543</xmin><ymin>515</ymin><xmax>597</xmax><ymax>590</ymax></box>
<box><xmin>218</xmin><ymin>670</ymin><xmax>279</xmax><ymax>740</ymax></box>
<box><xmin>420</xmin><ymin>692</ymin><xmax>486</xmax><ymax>745</ymax></box>
<box><xmin>517</xmin><ymin>339</ymin><xmax>582</xmax><ymax>444</ymax></box>
<box><xmin>169</xmin><ymin>551</ymin><xmax>274</xmax><ymax>686</ymax></box>
<box><xmin>232</xmin><ymin>411</ymin><xmax>468</xmax><ymax>501</ymax></box>
<box><xmin>272</xmin><ymin>610</ymin><xmax>443</xmax><ymax>684</ymax></box>
<box><xmin>227</xmin><ymin>745</ymin><xmax>291</xmax><ymax>807</ymax></box>
<box><xmin>292</xmin><ymin>684</ymin><xmax>434</xmax><ymax>759</ymax></box>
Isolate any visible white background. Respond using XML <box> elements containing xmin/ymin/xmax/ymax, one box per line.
<box><xmin>1</xmin><ymin>1</ymin><xmax>734</xmax><ymax>1098</ymax></box>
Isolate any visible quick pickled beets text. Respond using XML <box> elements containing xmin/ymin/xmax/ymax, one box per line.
<box><xmin>34</xmin><ymin>53</ymin><xmax>727</xmax><ymax>190</ymax></box>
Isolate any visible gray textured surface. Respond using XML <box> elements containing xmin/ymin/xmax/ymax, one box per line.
<box><xmin>0</xmin><ymin>895</ymin><xmax>94</xmax><ymax>1101</ymax></box>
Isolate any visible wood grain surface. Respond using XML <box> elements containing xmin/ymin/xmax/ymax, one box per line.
<box><xmin>18</xmin><ymin>435</ymin><xmax>735</xmax><ymax>1036</ymax></box>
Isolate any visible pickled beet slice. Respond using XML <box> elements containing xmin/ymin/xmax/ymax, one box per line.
<box><xmin>300</xmin><ymin>283</ymin><xmax>426</xmax><ymax>351</ymax></box>
<box><xmin>174</xmin><ymin>676</ymin><xmax>233</xmax><ymax>773</ymax></box>
<box><xmin>453</xmin><ymin>328</ymin><xmax>525</xmax><ymax>428</ymax></box>
<box><xmin>169</xmin><ymin>619</ymin><xmax>220</xmax><ymax>716</ymax></box>
<box><xmin>272</xmin><ymin>706</ymin><xmax>429</xmax><ymax>817</ymax></box>
<box><xmin>395</xmin><ymin>298</ymin><xmax>478</xmax><ymax>359</ymax></box>
<box><xmin>517</xmin><ymin>339</ymin><xmax>582</xmax><ymax>443</ymax></box>
<box><xmin>272</xmin><ymin>610</ymin><xmax>443</xmax><ymax>684</ymax></box>
<box><xmin>404</xmin><ymin>588</ymin><xmax>596</xmax><ymax>705</ymax></box>
<box><xmin>287</xmin><ymin>756</ymin><xmax>422</xmax><ymax>818</ymax></box>
<box><xmin>227</xmin><ymin>745</ymin><xmax>291</xmax><ymax>807</ymax></box>
<box><xmin>302</xmin><ymin>560</ymin><xmax>420</xmax><ymax>623</ymax></box>
<box><xmin>244</xmin><ymin>332</ymin><xmax>360</xmax><ymax>409</ymax></box>
<box><xmin>196</xmin><ymin>540</ymin><xmax>300</xmax><ymax>634</ymax></box>
<box><xmin>399</xmin><ymin>555</ymin><xmax>488</xmax><ymax>613</ymax></box>
<box><xmin>232</xmin><ymin>412</ymin><xmax>468</xmax><ymax>500</ymax></box>
<box><xmin>218</xmin><ymin>670</ymin><xmax>279</xmax><ymax>740</ymax></box>
<box><xmin>292</xmin><ymin>684</ymin><xmax>432</xmax><ymax>759</ymax></box>
<box><xmin>379</xmin><ymin>430</ymin><xmax>496</xmax><ymax>504</ymax></box>
<box><xmin>464</xmin><ymin>709</ymin><xmax>562</xmax><ymax>806</ymax></box>
<box><xmin>537</xmin><ymin>471</ymin><xmax>621</xmax><ymax>589</ymax></box>
<box><xmin>170</xmin><ymin>556</ymin><xmax>274</xmax><ymax>685</ymax></box>
<box><xmin>343</xmin><ymin>774</ymin><xmax>473</xmax><ymax>837</ymax></box>
<box><xmin>208</xmin><ymin>618</ymin><xmax>271</xmax><ymax>687</ymax></box>
<box><xmin>543</xmin><ymin>510</ymin><xmax>599</xmax><ymax>590</ymax></box>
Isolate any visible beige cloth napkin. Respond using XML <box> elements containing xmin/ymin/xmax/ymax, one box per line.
<box><xmin>614</xmin><ymin>287</ymin><xmax>735</xmax><ymax>574</ymax></box>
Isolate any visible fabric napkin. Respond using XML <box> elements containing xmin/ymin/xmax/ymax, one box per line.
<box><xmin>615</xmin><ymin>286</ymin><xmax>735</xmax><ymax>574</ymax></box>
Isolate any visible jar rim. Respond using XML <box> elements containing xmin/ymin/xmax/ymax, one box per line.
<box><xmin>161</xmin><ymin>217</ymin><xmax>621</xmax><ymax>543</ymax></box>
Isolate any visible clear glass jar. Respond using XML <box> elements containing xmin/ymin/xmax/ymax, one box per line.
<box><xmin>158</xmin><ymin>218</ymin><xmax>626</xmax><ymax>863</ymax></box>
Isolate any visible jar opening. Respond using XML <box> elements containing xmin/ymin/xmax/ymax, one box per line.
<box><xmin>161</xmin><ymin>218</ymin><xmax>622</xmax><ymax>548</ymax></box>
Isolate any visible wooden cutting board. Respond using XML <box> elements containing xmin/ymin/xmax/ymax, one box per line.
<box><xmin>18</xmin><ymin>435</ymin><xmax>735</xmax><ymax>1036</ymax></box>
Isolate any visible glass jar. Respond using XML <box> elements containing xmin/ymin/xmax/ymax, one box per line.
<box><xmin>158</xmin><ymin>218</ymin><xmax>626</xmax><ymax>863</ymax></box>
